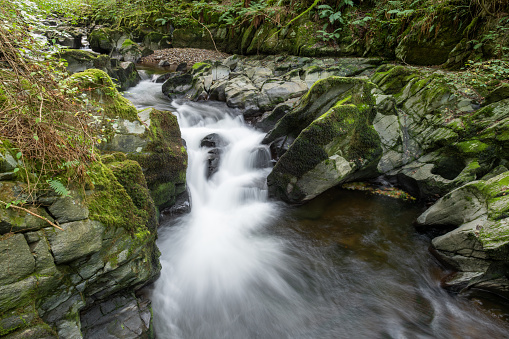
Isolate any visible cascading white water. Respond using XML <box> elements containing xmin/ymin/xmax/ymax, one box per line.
<box><xmin>124</xmin><ymin>78</ymin><xmax>509</xmax><ymax>339</ymax></box>
<box><xmin>152</xmin><ymin>101</ymin><xmax>312</xmax><ymax>338</ymax></box>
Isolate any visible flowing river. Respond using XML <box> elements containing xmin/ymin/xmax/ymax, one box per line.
<box><xmin>125</xmin><ymin>78</ymin><xmax>509</xmax><ymax>338</ymax></box>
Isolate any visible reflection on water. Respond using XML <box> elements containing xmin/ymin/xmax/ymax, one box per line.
<box><xmin>274</xmin><ymin>188</ymin><xmax>509</xmax><ymax>338</ymax></box>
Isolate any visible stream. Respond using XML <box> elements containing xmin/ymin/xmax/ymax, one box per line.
<box><xmin>124</xmin><ymin>78</ymin><xmax>509</xmax><ymax>338</ymax></box>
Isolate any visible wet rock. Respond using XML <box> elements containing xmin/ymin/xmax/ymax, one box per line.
<box><xmin>200</xmin><ymin>133</ymin><xmax>228</xmax><ymax>148</ymax></box>
<box><xmin>417</xmin><ymin>171</ymin><xmax>509</xmax><ymax>298</ymax></box>
<box><xmin>48</xmin><ymin>192</ymin><xmax>89</xmax><ymax>224</ymax></box>
<box><xmin>118</xmin><ymin>39</ymin><xmax>142</xmax><ymax>63</ymax></box>
<box><xmin>255</xmin><ymin>102</ymin><xmax>293</xmax><ymax>132</ymax></box>
<box><xmin>161</xmin><ymin>189</ymin><xmax>191</xmax><ymax>219</ymax></box>
<box><xmin>206</xmin><ymin>148</ymin><xmax>221</xmax><ymax>178</ymax></box>
<box><xmin>162</xmin><ymin>73</ymin><xmax>194</xmax><ymax>98</ymax></box>
<box><xmin>176</xmin><ymin>62</ymin><xmax>188</xmax><ymax>72</ymax></box>
<box><xmin>266</xmin><ymin>77</ymin><xmax>382</xmax><ymax>203</ymax></box>
<box><xmin>81</xmin><ymin>293</ymin><xmax>152</xmax><ymax>339</ymax></box>
<box><xmin>0</xmin><ymin>234</ymin><xmax>35</xmax><ymax>286</ymax></box>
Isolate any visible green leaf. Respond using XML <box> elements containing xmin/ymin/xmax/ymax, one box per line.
<box><xmin>16</xmin><ymin>152</ymin><xmax>22</xmax><ymax>159</ymax></box>
<box><xmin>46</xmin><ymin>179</ymin><xmax>70</xmax><ymax>197</ymax></box>
<box><xmin>13</xmin><ymin>168</ymin><xmax>19</xmax><ymax>173</ymax></box>
<box><xmin>33</xmin><ymin>134</ymin><xmax>39</xmax><ymax>141</ymax></box>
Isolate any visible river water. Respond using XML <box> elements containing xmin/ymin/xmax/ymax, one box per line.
<box><xmin>124</xmin><ymin>79</ymin><xmax>509</xmax><ymax>338</ymax></box>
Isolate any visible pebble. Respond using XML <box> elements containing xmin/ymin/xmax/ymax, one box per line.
<box><xmin>141</xmin><ymin>48</ymin><xmax>230</xmax><ymax>67</ymax></box>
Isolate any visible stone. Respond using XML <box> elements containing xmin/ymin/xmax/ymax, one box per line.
<box><xmin>48</xmin><ymin>193</ymin><xmax>89</xmax><ymax>224</ymax></box>
<box><xmin>266</xmin><ymin>77</ymin><xmax>382</xmax><ymax>203</ymax></box>
<box><xmin>44</xmin><ymin>220</ymin><xmax>104</xmax><ymax>265</ymax></box>
<box><xmin>417</xmin><ymin>184</ymin><xmax>487</xmax><ymax>227</ymax></box>
<box><xmin>81</xmin><ymin>293</ymin><xmax>152</xmax><ymax>339</ymax></box>
<box><xmin>0</xmin><ymin>234</ymin><xmax>35</xmax><ymax>285</ymax></box>
<box><xmin>200</xmin><ymin>133</ymin><xmax>228</xmax><ymax>148</ymax></box>
<box><xmin>0</xmin><ymin>204</ymin><xmax>54</xmax><ymax>235</ymax></box>
<box><xmin>206</xmin><ymin>149</ymin><xmax>221</xmax><ymax>179</ymax></box>
<box><xmin>176</xmin><ymin>62</ymin><xmax>188</xmax><ymax>72</ymax></box>
<box><xmin>4</xmin><ymin>324</ymin><xmax>57</xmax><ymax>339</ymax></box>
<box><xmin>162</xmin><ymin>73</ymin><xmax>194</xmax><ymax>98</ymax></box>
<box><xmin>0</xmin><ymin>151</ymin><xmax>17</xmax><ymax>172</ymax></box>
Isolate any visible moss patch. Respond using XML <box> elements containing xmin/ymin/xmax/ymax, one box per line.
<box><xmin>68</xmin><ymin>69</ymin><xmax>138</xmax><ymax>120</ymax></box>
<box><xmin>87</xmin><ymin>161</ymin><xmax>151</xmax><ymax>233</ymax></box>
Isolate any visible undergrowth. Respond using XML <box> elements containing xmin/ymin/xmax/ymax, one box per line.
<box><xmin>0</xmin><ymin>0</ymin><xmax>96</xmax><ymax>198</ymax></box>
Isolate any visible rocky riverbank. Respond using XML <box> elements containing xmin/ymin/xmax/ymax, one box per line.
<box><xmin>0</xmin><ymin>65</ymin><xmax>187</xmax><ymax>337</ymax></box>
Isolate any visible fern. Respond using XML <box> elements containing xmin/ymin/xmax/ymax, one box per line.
<box><xmin>47</xmin><ymin>179</ymin><xmax>70</xmax><ymax>197</ymax></box>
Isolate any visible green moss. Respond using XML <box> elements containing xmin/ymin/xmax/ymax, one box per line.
<box><xmin>121</xmin><ymin>39</ymin><xmax>136</xmax><ymax>48</ymax></box>
<box><xmin>267</xmin><ymin>77</ymin><xmax>374</xmax><ymax>143</ymax></box>
<box><xmin>455</xmin><ymin>140</ymin><xmax>489</xmax><ymax>154</ymax></box>
<box><xmin>87</xmin><ymin>161</ymin><xmax>150</xmax><ymax>233</ymax></box>
<box><xmin>371</xmin><ymin>65</ymin><xmax>419</xmax><ymax>94</ymax></box>
<box><xmin>191</xmin><ymin>62</ymin><xmax>211</xmax><ymax>75</ymax></box>
<box><xmin>68</xmin><ymin>69</ymin><xmax>138</xmax><ymax>120</ymax></box>
<box><xmin>101</xmin><ymin>152</ymin><xmax>128</xmax><ymax>164</ymax></box>
<box><xmin>127</xmin><ymin>109</ymin><xmax>187</xmax><ymax>210</ymax></box>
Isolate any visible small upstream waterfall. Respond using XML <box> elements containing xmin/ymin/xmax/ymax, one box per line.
<box><xmin>151</xmin><ymin>101</ymin><xmax>312</xmax><ymax>338</ymax></box>
<box><xmin>123</xmin><ymin>79</ymin><xmax>509</xmax><ymax>339</ymax></box>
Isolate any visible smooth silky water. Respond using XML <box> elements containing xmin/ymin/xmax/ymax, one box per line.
<box><xmin>125</xmin><ymin>79</ymin><xmax>509</xmax><ymax>338</ymax></box>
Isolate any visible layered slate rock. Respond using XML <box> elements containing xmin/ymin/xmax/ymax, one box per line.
<box><xmin>0</xmin><ymin>70</ymin><xmax>187</xmax><ymax>337</ymax></box>
<box><xmin>0</xmin><ymin>160</ymin><xmax>161</xmax><ymax>337</ymax></box>
<box><xmin>370</xmin><ymin>65</ymin><xmax>508</xmax><ymax>199</ymax></box>
<box><xmin>417</xmin><ymin>171</ymin><xmax>509</xmax><ymax>298</ymax></box>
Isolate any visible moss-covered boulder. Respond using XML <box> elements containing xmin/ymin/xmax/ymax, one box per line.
<box><xmin>417</xmin><ymin>170</ymin><xmax>509</xmax><ymax>298</ymax></box>
<box><xmin>100</xmin><ymin>107</ymin><xmax>187</xmax><ymax>211</ymax></box>
<box><xmin>119</xmin><ymin>39</ymin><xmax>142</xmax><ymax>63</ymax></box>
<box><xmin>68</xmin><ymin>69</ymin><xmax>138</xmax><ymax>120</ymax></box>
<box><xmin>370</xmin><ymin>65</ymin><xmax>507</xmax><ymax>199</ymax></box>
<box><xmin>266</xmin><ymin>77</ymin><xmax>383</xmax><ymax>202</ymax></box>
<box><xmin>394</xmin><ymin>10</ymin><xmax>467</xmax><ymax>65</ymax></box>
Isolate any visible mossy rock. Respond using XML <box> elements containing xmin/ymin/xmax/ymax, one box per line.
<box><xmin>394</xmin><ymin>9</ymin><xmax>469</xmax><ymax>65</ymax></box>
<box><xmin>264</xmin><ymin>76</ymin><xmax>376</xmax><ymax>144</ymax></box>
<box><xmin>267</xmin><ymin>77</ymin><xmax>382</xmax><ymax>203</ymax></box>
<box><xmin>87</xmin><ymin>161</ymin><xmax>149</xmax><ymax>233</ymax></box>
<box><xmin>89</xmin><ymin>28</ymin><xmax>130</xmax><ymax>54</ymax></box>
<box><xmin>59</xmin><ymin>50</ymin><xmax>111</xmax><ymax>74</ymax></box>
<box><xmin>68</xmin><ymin>69</ymin><xmax>138</xmax><ymax>120</ymax></box>
<box><xmin>126</xmin><ymin>109</ymin><xmax>187</xmax><ymax>210</ymax></box>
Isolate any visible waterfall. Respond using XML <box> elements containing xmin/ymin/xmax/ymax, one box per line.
<box><xmin>152</xmin><ymin>101</ymin><xmax>309</xmax><ymax>338</ymax></box>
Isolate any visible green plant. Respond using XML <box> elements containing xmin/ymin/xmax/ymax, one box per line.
<box><xmin>47</xmin><ymin>179</ymin><xmax>71</xmax><ymax>197</ymax></box>
<box><xmin>316</xmin><ymin>0</ymin><xmax>354</xmax><ymax>43</ymax></box>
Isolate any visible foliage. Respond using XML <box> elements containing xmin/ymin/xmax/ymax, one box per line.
<box><xmin>316</xmin><ymin>0</ymin><xmax>354</xmax><ymax>43</ymax></box>
<box><xmin>0</xmin><ymin>0</ymin><xmax>96</xmax><ymax>197</ymax></box>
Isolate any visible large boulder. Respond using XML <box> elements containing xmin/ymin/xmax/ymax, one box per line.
<box><xmin>265</xmin><ymin>77</ymin><xmax>383</xmax><ymax>202</ymax></box>
<box><xmin>100</xmin><ymin>107</ymin><xmax>187</xmax><ymax>211</ymax></box>
<box><xmin>417</xmin><ymin>171</ymin><xmax>509</xmax><ymax>298</ymax></box>
<box><xmin>88</xmin><ymin>28</ymin><xmax>131</xmax><ymax>55</ymax></box>
<box><xmin>371</xmin><ymin>65</ymin><xmax>507</xmax><ymax>199</ymax></box>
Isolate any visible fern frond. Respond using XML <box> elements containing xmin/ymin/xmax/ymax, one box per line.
<box><xmin>47</xmin><ymin>179</ymin><xmax>70</xmax><ymax>197</ymax></box>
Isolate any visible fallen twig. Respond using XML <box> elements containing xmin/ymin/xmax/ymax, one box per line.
<box><xmin>0</xmin><ymin>200</ymin><xmax>64</xmax><ymax>231</ymax></box>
